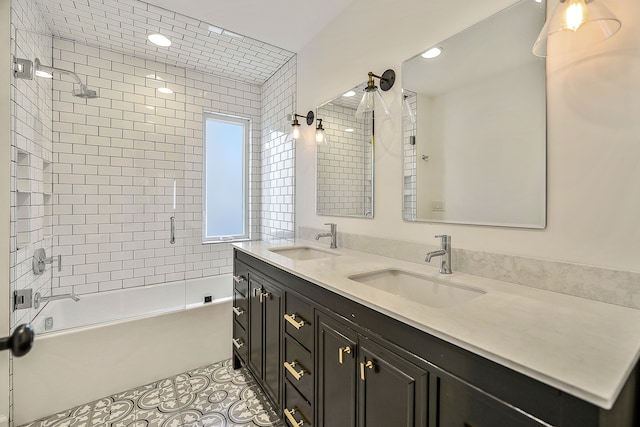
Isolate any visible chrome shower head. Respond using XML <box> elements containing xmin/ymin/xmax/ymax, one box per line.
<box><xmin>73</xmin><ymin>85</ymin><xmax>98</xmax><ymax>99</ymax></box>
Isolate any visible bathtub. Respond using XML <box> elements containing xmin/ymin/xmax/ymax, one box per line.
<box><xmin>12</xmin><ymin>275</ymin><xmax>233</xmax><ymax>425</ymax></box>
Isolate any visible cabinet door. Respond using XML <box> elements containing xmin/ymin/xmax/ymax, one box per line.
<box><xmin>317</xmin><ymin>314</ymin><xmax>358</xmax><ymax>427</ymax></box>
<box><xmin>358</xmin><ymin>337</ymin><xmax>428</xmax><ymax>427</ymax></box>
<box><xmin>262</xmin><ymin>281</ymin><xmax>282</xmax><ymax>406</ymax></box>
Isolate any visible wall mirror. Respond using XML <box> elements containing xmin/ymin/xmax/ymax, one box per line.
<box><xmin>317</xmin><ymin>82</ymin><xmax>375</xmax><ymax>218</ymax></box>
<box><xmin>402</xmin><ymin>0</ymin><xmax>547</xmax><ymax>228</ymax></box>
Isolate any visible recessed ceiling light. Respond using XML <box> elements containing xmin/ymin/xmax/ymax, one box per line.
<box><xmin>148</xmin><ymin>33</ymin><xmax>172</xmax><ymax>47</ymax></box>
<box><xmin>421</xmin><ymin>47</ymin><xmax>442</xmax><ymax>59</ymax></box>
<box><xmin>157</xmin><ymin>87</ymin><xmax>173</xmax><ymax>94</ymax></box>
<box><xmin>345</xmin><ymin>128</ymin><xmax>355</xmax><ymax>133</ymax></box>
<box><xmin>208</xmin><ymin>25</ymin><xmax>224</xmax><ymax>34</ymax></box>
<box><xmin>343</xmin><ymin>91</ymin><xmax>356</xmax><ymax>97</ymax></box>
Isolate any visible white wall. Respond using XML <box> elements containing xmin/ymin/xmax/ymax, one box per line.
<box><xmin>296</xmin><ymin>0</ymin><xmax>640</xmax><ymax>273</ymax></box>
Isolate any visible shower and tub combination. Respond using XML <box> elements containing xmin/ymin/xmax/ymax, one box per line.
<box><xmin>9</xmin><ymin>29</ymin><xmax>246</xmax><ymax>425</ymax></box>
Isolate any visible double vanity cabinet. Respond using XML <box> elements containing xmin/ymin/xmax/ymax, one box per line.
<box><xmin>231</xmin><ymin>246</ymin><xmax>639</xmax><ymax>427</ymax></box>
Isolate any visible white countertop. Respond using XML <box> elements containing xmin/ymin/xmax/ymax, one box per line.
<box><xmin>233</xmin><ymin>239</ymin><xmax>640</xmax><ymax>410</ymax></box>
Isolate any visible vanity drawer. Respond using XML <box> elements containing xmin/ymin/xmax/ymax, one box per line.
<box><xmin>284</xmin><ymin>380</ymin><xmax>313</xmax><ymax>427</ymax></box>
<box><xmin>284</xmin><ymin>292</ymin><xmax>314</xmax><ymax>351</ymax></box>
<box><xmin>233</xmin><ymin>262</ymin><xmax>249</xmax><ymax>296</ymax></box>
<box><xmin>284</xmin><ymin>335</ymin><xmax>313</xmax><ymax>401</ymax></box>
<box><xmin>232</xmin><ymin>319</ymin><xmax>247</xmax><ymax>363</ymax></box>
<box><xmin>233</xmin><ymin>289</ymin><xmax>248</xmax><ymax>330</ymax></box>
<box><xmin>438</xmin><ymin>373</ymin><xmax>546</xmax><ymax>427</ymax></box>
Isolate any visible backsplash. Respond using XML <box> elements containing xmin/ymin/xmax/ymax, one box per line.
<box><xmin>298</xmin><ymin>226</ymin><xmax>640</xmax><ymax>310</ymax></box>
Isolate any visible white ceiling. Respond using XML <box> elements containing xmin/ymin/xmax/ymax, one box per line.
<box><xmin>34</xmin><ymin>0</ymin><xmax>354</xmax><ymax>85</ymax></box>
<box><xmin>143</xmin><ymin>0</ymin><xmax>356</xmax><ymax>53</ymax></box>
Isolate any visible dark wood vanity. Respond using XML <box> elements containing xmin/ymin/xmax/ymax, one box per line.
<box><xmin>231</xmin><ymin>249</ymin><xmax>638</xmax><ymax>427</ymax></box>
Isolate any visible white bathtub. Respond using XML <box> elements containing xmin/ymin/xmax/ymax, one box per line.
<box><xmin>12</xmin><ymin>275</ymin><xmax>233</xmax><ymax>425</ymax></box>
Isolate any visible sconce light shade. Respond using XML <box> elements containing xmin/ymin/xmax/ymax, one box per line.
<box><xmin>315</xmin><ymin>118</ymin><xmax>329</xmax><ymax>146</ymax></box>
<box><xmin>532</xmin><ymin>0</ymin><xmax>621</xmax><ymax>57</ymax></box>
<box><xmin>290</xmin><ymin>111</ymin><xmax>315</xmax><ymax>141</ymax></box>
<box><xmin>355</xmin><ymin>69</ymin><xmax>395</xmax><ymax>119</ymax></box>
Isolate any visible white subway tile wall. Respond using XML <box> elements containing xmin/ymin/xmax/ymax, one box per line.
<box><xmin>317</xmin><ymin>103</ymin><xmax>373</xmax><ymax>217</ymax></box>
<box><xmin>50</xmin><ymin>38</ymin><xmax>268</xmax><ymax>294</ymax></box>
<box><xmin>260</xmin><ymin>57</ymin><xmax>296</xmax><ymax>240</ymax></box>
<box><xmin>35</xmin><ymin>0</ymin><xmax>295</xmax><ymax>85</ymax></box>
<box><xmin>403</xmin><ymin>92</ymin><xmax>417</xmax><ymax>219</ymax></box>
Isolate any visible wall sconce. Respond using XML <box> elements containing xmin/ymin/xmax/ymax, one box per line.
<box><xmin>315</xmin><ymin>118</ymin><xmax>329</xmax><ymax>146</ymax></box>
<box><xmin>355</xmin><ymin>69</ymin><xmax>395</xmax><ymax>119</ymax></box>
<box><xmin>290</xmin><ymin>111</ymin><xmax>315</xmax><ymax>140</ymax></box>
<box><xmin>532</xmin><ymin>0</ymin><xmax>621</xmax><ymax>57</ymax></box>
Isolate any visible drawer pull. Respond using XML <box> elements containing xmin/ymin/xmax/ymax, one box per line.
<box><xmin>339</xmin><ymin>346</ymin><xmax>352</xmax><ymax>364</ymax></box>
<box><xmin>232</xmin><ymin>306</ymin><xmax>245</xmax><ymax>316</ymax></box>
<box><xmin>284</xmin><ymin>313</ymin><xmax>305</xmax><ymax>329</ymax></box>
<box><xmin>260</xmin><ymin>291</ymin><xmax>270</xmax><ymax>303</ymax></box>
<box><xmin>284</xmin><ymin>408</ymin><xmax>304</xmax><ymax>427</ymax></box>
<box><xmin>284</xmin><ymin>361</ymin><xmax>305</xmax><ymax>381</ymax></box>
<box><xmin>360</xmin><ymin>360</ymin><xmax>373</xmax><ymax>381</ymax></box>
<box><xmin>232</xmin><ymin>338</ymin><xmax>244</xmax><ymax>349</ymax></box>
<box><xmin>233</xmin><ymin>275</ymin><xmax>245</xmax><ymax>283</ymax></box>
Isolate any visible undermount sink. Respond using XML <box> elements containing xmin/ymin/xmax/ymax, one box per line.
<box><xmin>269</xmin><ymin>246</ymin><xmax>340</xmax><ymax>261</ymax></box>
<box><xmin>348</xmin><ymin>269</ymin><xmax>485</xmax><ymax>308</ymax></box>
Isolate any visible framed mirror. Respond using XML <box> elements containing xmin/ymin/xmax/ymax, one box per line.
<box><xmin>402</xmin><ymin>0</ymin><xmax>546</xmax><ymax>228</ymax></box>
<box><xmin>316</xmin><ymin>82</ymin><xmax>375</xmax><ymax>218</ymax></box>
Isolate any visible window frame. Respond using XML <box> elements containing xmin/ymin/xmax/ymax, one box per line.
<box><xmin>202</xmin><ymin>111</ymin><xmax>251</xmax><ymax>244</ymax></box>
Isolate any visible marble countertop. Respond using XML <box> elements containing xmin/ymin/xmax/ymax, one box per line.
<box><xmin>233</xmin><ymin>239</ymin><xmax>640</xmax><ymax>410</ymax></box>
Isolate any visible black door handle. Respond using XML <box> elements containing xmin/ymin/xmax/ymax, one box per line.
<box><xmin>0</xmin><ymin>324</ymin><xmax>34</xmax><ymax>357</ymax></box>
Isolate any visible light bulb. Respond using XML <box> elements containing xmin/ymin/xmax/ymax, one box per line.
<box><xmin>291</xmin><ymin>124</ymin><xmax>301</xmax><ymax>140</ymax></box>
<box><xmin>316</xmin><ymin>130</ymin><xmax>324</xmax><ymax>143</ymax></box>
<box><xmin>564</xmin><ymin>0</ymin><xmax>588</xmax><ymax>31</ymax></box>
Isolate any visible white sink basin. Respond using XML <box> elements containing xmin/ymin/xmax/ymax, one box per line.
<box><xmin>348</xmin><ymin>269</ymin><xmax>485</xmax><ymax>308</ymax></box>
<box><xmin>269</xmin><ymin>246</ymin><xmax>340</xmax><ymax>261</ymax></box>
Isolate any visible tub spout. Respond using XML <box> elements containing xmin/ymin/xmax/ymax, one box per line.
<box><xmin>34</xmin><ymin>292</ymin><xmax>80</xmax><ymax>309</ymax></box>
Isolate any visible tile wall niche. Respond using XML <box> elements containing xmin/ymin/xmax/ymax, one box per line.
<box><xmin>260</xmin><ymin>57</ymin><xmax>297</xmax><ymax>240</ymax></box>
<box><xmin>317</xmin><ymin>103</ymin><xmax>373</xmax><ymax>217</ymax></box>
<box><xmin>49</xmin><ymin>37</ymin><xmax>270</xmax><ymax>296</ymax></box>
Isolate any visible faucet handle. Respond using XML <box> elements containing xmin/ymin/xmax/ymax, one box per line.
<box><xmin>434</xmin><ymin>235</ymin><xmax>451</xmax><ymax>246</ymax></box>
<box><xmin>324</xmin><ymin>222</ymin><xmax>337</xmax><ymax>231</ymax></box>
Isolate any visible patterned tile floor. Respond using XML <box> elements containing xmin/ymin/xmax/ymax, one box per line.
<box><xmin>21</xmin><ymin>359</ymin><xmax>285</xmax><ymax>427</ymax></box>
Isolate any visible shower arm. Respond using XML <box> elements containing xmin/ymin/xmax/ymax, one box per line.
<box><xmin>35</xmin><ymin>58</ymin><xmax>85</xmax><ymax>87</ymax></box>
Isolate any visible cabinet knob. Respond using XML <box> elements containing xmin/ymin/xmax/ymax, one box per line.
<box><xmin>284</xmin><ymin>408</ymin><xmax>304</xmax><ymax>427</ymax></box>
<box><xmin>233</xmin><ymin>275</ymin><xmax>245</xmax><ymax>283</ymax></box>
<box><xmin>338</xmin><ymin>346</ymin><xmax>352</xmax><ymax>364</ymax></box>
<box><xmin>284</xmin><ymin>313</ymin><xmax>305</xmax><ymax>329</ymax></box>
<box><xmin>360</xmin><ymin>360</ymin><xmax>374</xmax><ymax>381</ymax></box>
<box><xmin>232</xmin><ymin>306</ymin><xmax>245</xmax><ymax>316</ymax></box>
<box><xmin>232</xmin><ymin>338</ymin><xmax>244</xmax><ymax>349</ymax></box>
<box><xmin>284</xmin><ymin>360</ymin><xmax>305</xmax><ymax>381</ymax></box>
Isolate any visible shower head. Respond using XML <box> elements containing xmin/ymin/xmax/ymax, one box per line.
<box><xmin>73</xmin><ymin>85</ymin><xmax>99</xmax><ymax>99</ymax></box>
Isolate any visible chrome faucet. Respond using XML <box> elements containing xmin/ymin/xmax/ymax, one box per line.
<box><xmin>315</xmin><ymin>223</ymin><xmax>337</xmax><ymax>249</ymax></box>
<box><xmin>34</xmin><ymin>292</ymin><xmax>80</xmax><ymax>309</ymax></box>
<box><xmin>424</xmin><ymin>235</ymin><xmax>452</xmax><ymax>274</ymax></box>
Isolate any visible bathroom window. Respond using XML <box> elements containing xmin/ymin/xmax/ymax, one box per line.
<box><xmin>203</xmin><ymin>112</ymin><xmax>250</xmax><ymax>243</ymax></box>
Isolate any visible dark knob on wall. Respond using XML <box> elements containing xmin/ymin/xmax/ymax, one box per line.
<box><xmin>0</xmin><ymin>324</ymin><xmax>35</xmax><ymax>357</ymax></box>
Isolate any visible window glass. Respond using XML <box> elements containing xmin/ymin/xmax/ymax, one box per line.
<box><xmin>203</xmin><ymin>113</ymin><xmax>249</xmax><ymax>242</ymax></box>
